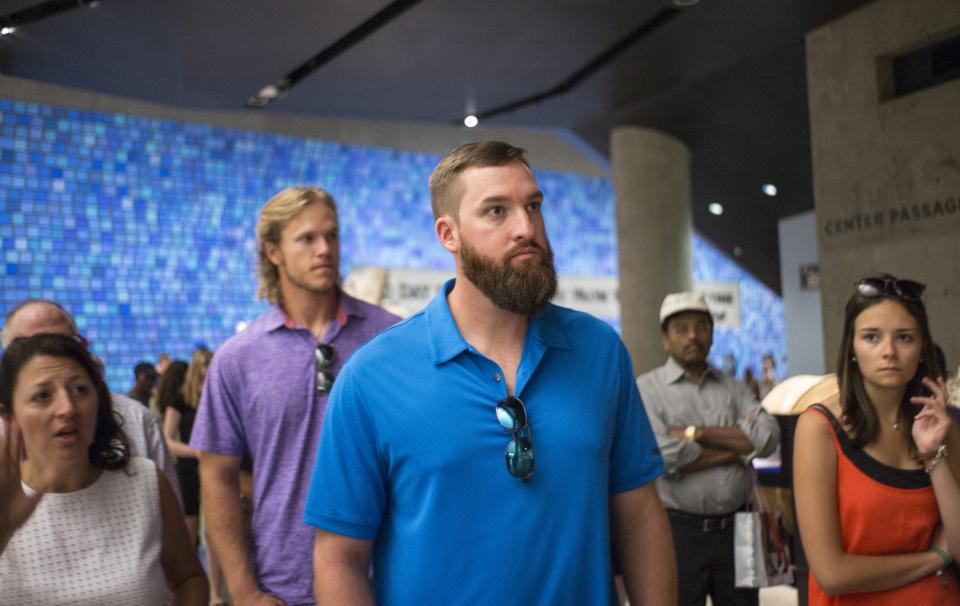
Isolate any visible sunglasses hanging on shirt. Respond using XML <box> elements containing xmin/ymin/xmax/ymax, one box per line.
<box><xmin>315</xmin><ymin>342</ymin><xmax>335</xmax><ymax>394</ymax></box>
<box><xmin>495</xmin><ymin>396</ymin><xmax>535</xmax><ymax>482</ymax></box>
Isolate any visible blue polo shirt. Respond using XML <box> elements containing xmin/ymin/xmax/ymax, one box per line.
<box><xmin>304</xmin><ymin>280</ymin><xmax>663</xmax><ymax>605</ymax></box>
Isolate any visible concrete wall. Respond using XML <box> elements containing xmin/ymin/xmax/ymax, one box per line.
<box><xmin>0</xmin><ymin>73</ymin><xmax>606</xmax><ymax>178</ymax></box>
<box><xmin>806</xmin><ymin>0</ymin><xmax>960</xmax><ymax>371</ymax></box>
<box><xmin>778</xmin><ymin>211</ymin><xmax>825</xmax><ymax>375</ymax></box>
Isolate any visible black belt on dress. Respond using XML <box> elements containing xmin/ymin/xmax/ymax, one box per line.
<box><xmin>666</xmin><ymin>508</ymin><xmax>739</xmax><ymax>533</ymax></box>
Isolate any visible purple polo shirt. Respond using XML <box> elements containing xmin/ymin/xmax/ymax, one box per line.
<box><xmin>190</xmin><ymin>293</ymin><xmax>399</xmax><ymax>605</ymax></box>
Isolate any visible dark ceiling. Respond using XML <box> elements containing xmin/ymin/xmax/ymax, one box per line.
<box><xmin>0</xmin><ymin>0</ymin><xmax>879</xmax><ymax>293</ymax></box>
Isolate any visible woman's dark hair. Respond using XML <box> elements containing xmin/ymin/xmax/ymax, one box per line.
<box><xmin>0</xmin><ymin>333</ymin><xmax>130</xmax><ymax>471</ymax></box>
<box><xmin>155</xmin><ymin>359</ymin><xmax>188</xmax><ymax>414</ymax></box>
<box><xmin>836</xmin><ymin>273</ymin><xmax>938</xmax><ymax>452</ymax></box>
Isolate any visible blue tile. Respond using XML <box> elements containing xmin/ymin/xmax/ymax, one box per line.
<box><xmin>0</xmin><ymin>99</ymin><xmax>785</xmax><ymax>389</ymax></box>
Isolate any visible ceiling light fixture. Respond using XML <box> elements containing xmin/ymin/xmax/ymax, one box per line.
<box><xmin>454</xmin><ymin>6</ymin><xmax>685</xmax><ymax>124</ymax></box>
<box><xmin>708</xmin><ymin>202</ymin><xmax>724</xmax><ymax>216</ymax></box>
<box><xmin>244</xmin><ymin>0</ymin><xmax>424</xmax><ymax>109</ymax></box>
<box><xmin>762</xmin><ymin>183</ymin><xmax>777</xmax><ymax>197</ymax></box>
<box><xmin>463</xmin><ymin>115</ymin><xmax>478</xmax><ymax>128</ymax></box>
<box><xmin>246</xmin><ymin>82</ymin><xmax>289</xmax><ymax>109</ymax></box>
<box><xmin>0</xmin><ymin>1</ymin><xmax>107</xmax><ymax>36</ymax></box>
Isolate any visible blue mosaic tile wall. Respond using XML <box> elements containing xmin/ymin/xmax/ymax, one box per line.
<box><xmin>693</xmin><ymin>236</ymin><xmax>786</xmax><ymax>381</ymax></box>
<box><xmin>0</xmin><ymin>98</ymin><xmax>784</xmax><ymax>390</ymax></box>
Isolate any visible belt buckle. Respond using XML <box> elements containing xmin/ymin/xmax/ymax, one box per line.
<box><xmin>702</xmin><ymin>516</ymin><xmax>727</xmax><ymax>533</ymax></box>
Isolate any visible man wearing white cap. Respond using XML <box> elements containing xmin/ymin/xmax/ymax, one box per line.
<box><xmin>637</xmin><ymin>291</ymin><xmax>779</xmax><ymax>606</ymax></box>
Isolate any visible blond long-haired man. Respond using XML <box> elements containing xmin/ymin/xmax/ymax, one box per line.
<box><xmin>190</xmin><ymin>188</ymin><xmax>399</xmax><ymax>605</ymax></box>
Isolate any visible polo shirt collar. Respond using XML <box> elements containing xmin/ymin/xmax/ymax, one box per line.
<box><xmin>527</xmin><ymin>304</ymin><xmax>571</xmax><ymax>351</ymax></box>
<box><xmin>266</xmin><ymin>289</ymin><xmax>361</xmax><ymax>333</ymax></box>
<box><xmin>663</xmin><ymin>355</ymin><xmax>721</xmax><ymax>384</ymax></box>
<box><xmin>425</xmin><ymin>278</ymin><xmax>571</xmax><ymax>365</ymax></box>
<box><xmin>262</xmin><ymin>305</ymin><xmax>288</xmax><ymax>332</ymax></box>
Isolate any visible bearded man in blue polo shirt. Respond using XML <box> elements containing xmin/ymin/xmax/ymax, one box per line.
<box><xmin>304</xmin><ymin>141</ymin><xmax>676</xmax><ymax>605</ymax></box>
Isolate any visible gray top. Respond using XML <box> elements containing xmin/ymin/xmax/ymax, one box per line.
<box><xmin>637</xmin><ymin>356</ymin><xmax>780</xmax><ymax>515</ymax></box>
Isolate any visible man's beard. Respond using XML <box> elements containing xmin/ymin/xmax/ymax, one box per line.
<box><xmin>280</xmin><ymin>257</ymin><xmax>340</xmax><ymax>297</ymax></box>
<box><xmin>460</xmin><ymin>236</ymin><xmax>558</xmax><ymax>316</ymax></box>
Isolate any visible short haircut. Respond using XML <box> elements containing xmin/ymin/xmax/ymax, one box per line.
<box><xmin>0</xmin><ymin>333</ymin><xmax>130</xmax><ymax>471</ymax></box>
<box><xmin>2</xmin><ymin>299</ymin><xmax>79</xmax><ymax>348</ymax></box>
<box><xmin>134</xmin><ymin>361</ymin><xmax>156</xmax><ymax>380</ymax></box>
<box><xmin>256</xmin><ymin>187</ymin><xmax>338</xmax><ymax>304</ymax></box>
<box><xmin>428</xmin><ymin>141</ymin><xmax>529</xmax><ymax>221</ymax></box>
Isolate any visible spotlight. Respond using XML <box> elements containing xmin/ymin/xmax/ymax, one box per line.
<box><xmin>464</xmin><ymin>115</ymin><xmax>478</xmax><ymax>128</ymax></box>
<box><xmin>762</xmin><ymin>184</ymin><xmax>777</xmax><ymax>197</ymax></box>
<box><xmin>708</xmin><ymin>202</ymin><xmax>724</xmax><ymax>216</ymax></box>
<box><xmin>1</xmin><ymin>27</ymin><xmax>16</xmax><ymax>35</ymax></box>
<box><xmin>245</xmin><ymin>81</ymin><xmax>288</xmax><ymax>109</ymax></box>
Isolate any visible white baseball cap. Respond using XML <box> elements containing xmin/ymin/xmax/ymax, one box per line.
<box><xmin>659</xmin><ymin>291</ymin><xmax>711</xmax><ymax>324</ymax></box>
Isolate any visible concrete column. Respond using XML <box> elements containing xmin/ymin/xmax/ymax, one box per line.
<box><xmin>612</xmin><ymin>127</ymin><xmax>693</xmax><ymax>376</ymax></box>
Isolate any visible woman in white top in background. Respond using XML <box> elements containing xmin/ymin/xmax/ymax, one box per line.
<box><xmin>0</xmin><ymin>332</ymin><xmax>207</xmax><ymax>606</ymax></box>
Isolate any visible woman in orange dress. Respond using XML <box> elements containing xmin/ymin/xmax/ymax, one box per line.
<box><xmin>794</xmin><ymin>274</ymin><xmax>960</xmax><ymax>604</ymax></box>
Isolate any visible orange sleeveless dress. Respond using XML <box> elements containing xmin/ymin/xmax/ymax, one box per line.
<box><xmin>806</xmin><ymin>405</ymin><xmax>960</xmax><ymax>605</ymax></box>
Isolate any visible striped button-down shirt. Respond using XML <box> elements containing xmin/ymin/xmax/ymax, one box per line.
<box><xmin>637</xmin><ymin>356</ymin><xmax>779</xmax><ymax>515</ymax></box>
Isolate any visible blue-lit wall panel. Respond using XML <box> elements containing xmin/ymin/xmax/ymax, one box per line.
<box><xmin>0</xmin><ymin>99</ymin><xmax>784</xmax><ymax>390</ymax></box>
<box><xmin>693</xmin><ymin>237</ymin><xmax>786</xmax><ymax>380</ymax></box>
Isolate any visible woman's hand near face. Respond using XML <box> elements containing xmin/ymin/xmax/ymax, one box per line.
<box><xmin>912</xmin><ymin>376</ymin><xmax>951</xmax><ymax>455</ymax></box>
<box><xmin>914</xmin><ymin>376</ymin><xmax>960</xmax><ymax>559</ymax></box>
<box><xmin>0</xmin><ymin>419</ymin><xmax>48</xmax><ymax>554</ymax></box>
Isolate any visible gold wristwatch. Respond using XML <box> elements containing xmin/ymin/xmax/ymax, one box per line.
<box><xmin>684</xmin><ymin>424</ymin><xmax>699</xmax><ymax>442</ymax></box>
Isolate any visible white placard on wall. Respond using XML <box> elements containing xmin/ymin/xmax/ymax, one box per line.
<box><xmin>376</xmin><ymin>268</ymin><xmax>621</xmax><ymax>319</ymax></box>
<box><xmin>353</xmin><ymin>267</ymin><xmax>741</xmax><ymax>328</ymax></box>
<box><xmin>694</xmin><ymin>282</ymin><xmax>741</xmax><ymax>327</ymax></box>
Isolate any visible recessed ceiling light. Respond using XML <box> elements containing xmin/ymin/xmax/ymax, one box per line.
<box><xmin>762</xmin><ymin>184</ymin><xmax>778</xmax><ymax>197</ymax></box>
<box><xmin>1</xmin><ymin>27</ymin><xmax>16</xmax><ymax>35</ymax></box>
<box><xmin>464</xmin><ymin>115</ymin><xmax>478</xmax><ymax>128</ymax></box>
<box><xmin>708</xmin><ymin>202</ymin><xmax>724</xmax><ymax>216</ymax></box>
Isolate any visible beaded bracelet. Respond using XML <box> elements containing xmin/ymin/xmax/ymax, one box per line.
<box><xmin>925</xmin><ymin>444</ymin><xmax>948</xmax><ymax>474</ymax></box>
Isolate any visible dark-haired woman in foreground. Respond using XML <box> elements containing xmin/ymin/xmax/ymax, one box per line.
<box><xmin>794</xmin><ymin>275</ymin><xmax>960</xmax><ymax>604</ymax></box>
<box><xmin>0</xmin><ymin>333</ymin><xmax>207</xmax><ymax>605</ymax></box>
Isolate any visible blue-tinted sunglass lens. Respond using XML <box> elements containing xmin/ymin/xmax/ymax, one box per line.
<box><xmin>496</xmin><ymin>397</ymin><xmax>527</xmax><ymax>431</ymax></box>
<box><xmin>505</xmin><ymin>436</ymin><xmax>535</xmax><ymax>479</ymax></box>
<box><xmin>496</xmin><ymin>406</ymin><xmax>517</xmax><ymax>430</ymax></box>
